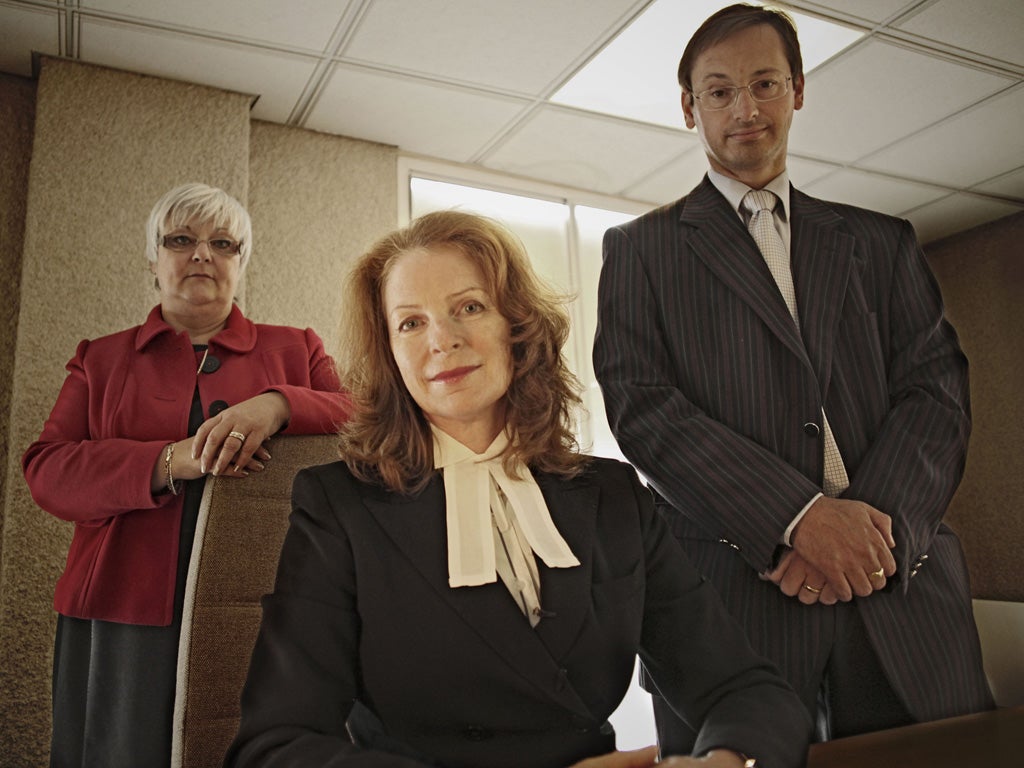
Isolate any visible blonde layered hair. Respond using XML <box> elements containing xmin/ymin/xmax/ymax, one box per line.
<box><xmin>338</xmin><ymin>210</ymin><xmax>586</xmax><ymax>494</ymax></box>
<box><xmin>145</xmin><ymin>182</ymin><xmax>253</xmax><ymax>269</ymax></box>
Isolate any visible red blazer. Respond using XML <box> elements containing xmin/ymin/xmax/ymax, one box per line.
<box><xmin>23</xmin><ymin>305</ymin><xmax>351</xmax><ymax>626</ymax></box>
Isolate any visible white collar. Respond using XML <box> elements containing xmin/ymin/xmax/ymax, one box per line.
<box><xmin>707</xmin><ymin>168</ymin><xmax>791</xmax><ymax>223</ymax></box>
<box><xmin>431</xmin><ymin>425</ymin><xmax>580</xmax><ymax>588</ymax></box>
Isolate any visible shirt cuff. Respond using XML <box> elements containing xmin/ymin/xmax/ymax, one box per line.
<box><xmin>782</xmin><ymin>492</ymin><xmax>823</xmax><ymax>546</ymax></box>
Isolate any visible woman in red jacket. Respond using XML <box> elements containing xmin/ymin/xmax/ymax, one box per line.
<box><xmin>23</xmin><ymin>182</ymin><xmax>351</xmax><ymax>768</ymax></box>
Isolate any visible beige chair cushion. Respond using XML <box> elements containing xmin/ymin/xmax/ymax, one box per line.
<box><xmin>172</xmin><ymin>434</ymin><xmax>339</xmax><ymax>768</ymax></box>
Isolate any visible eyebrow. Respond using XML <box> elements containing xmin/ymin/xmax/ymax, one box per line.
<box><xmin>387</xmin><ymin>286</ymin><xmax>485</xmax><ymax>315</ymax></box>
<box><xmin>697</xmin><ymin>67</ymin><xmax>785</xmax><ymax>85</ymax></box>
<box><xmin>164</xmin><ymin>224</ymin><xmax>234</xmax><ymax>235</ymax></box>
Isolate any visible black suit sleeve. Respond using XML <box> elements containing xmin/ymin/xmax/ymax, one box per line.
<box><xmin>833</xmin><ymin>218</ymin><xmax>970</xmax><ymax>584</ymax></box>
<box><xmin>224</xmin><ymin>468</ymin><xmax>431</xmax><ymax>768</ymax></box>
<box><xmin>631</xmin><ymin>468</ymin><xmax>812</xmax><ymax>767</ymax></box>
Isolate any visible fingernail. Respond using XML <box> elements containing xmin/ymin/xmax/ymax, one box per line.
<box><xmin>200</xmin><ymin>461</ymin><xmax>207</xmax><ymax>474</ymax></box>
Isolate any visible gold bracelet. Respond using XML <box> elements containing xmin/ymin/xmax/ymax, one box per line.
<box><xmin>165</xmin><ymin>443</ymin><xmax>182</xmax><ymax>496</ymax></box>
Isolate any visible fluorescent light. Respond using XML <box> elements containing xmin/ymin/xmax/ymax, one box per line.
<box><xmin>552</xmin><ymin>0</ymin><xmax>864</xmax><ymax>129</ymax></box>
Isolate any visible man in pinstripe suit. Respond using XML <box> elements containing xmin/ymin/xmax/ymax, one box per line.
<box><xmin>593</xmin><ymin>3</ymin><xmax>993</xmax><ymax>751</ymax></box>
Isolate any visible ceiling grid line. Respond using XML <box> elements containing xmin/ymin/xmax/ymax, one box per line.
<box><xmin>0</xmin><ymin>0</ymin><xmax>1020</xmax><ymax>243</ymax></box>
<box><xmin>286</xmin><ymin>0</ymin><xmax>375</xmax><ymax>126</ymax></box>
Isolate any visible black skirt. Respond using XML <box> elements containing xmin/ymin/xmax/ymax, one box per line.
<box><xmin>49</xmin><ymin>387</ymin><xmax>206</xmax><ymax>768</ymax></box>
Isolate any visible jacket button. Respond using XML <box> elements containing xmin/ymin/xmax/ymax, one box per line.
<box><xmin>803</xmin><ymin>422</ymin><xmax>820</xmax><ymax>437</ymax></box>
<box><xmin>462</xmin><ymin>726</ymin><xmax>493</xmax><ymax>741</ymax></box>
<box><xmin>209</xmin><ymin>399</ymin><xmax>230</xmax><ymax>417</ymax></box>
<box><xmin>199</xmin><ymin>353</ymin><xmax>221</xmax><ymax>373</ymax></box>
<box><xmin>555</xmin><ymin>668</ymin><xmax>569</xmax><ymax>691</ymax></box>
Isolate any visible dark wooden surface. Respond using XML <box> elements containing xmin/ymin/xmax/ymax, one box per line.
<box><xmin>807</xmin><ymin>705</ymin><xmax>1023</xmax><ymax>767</ymax></box>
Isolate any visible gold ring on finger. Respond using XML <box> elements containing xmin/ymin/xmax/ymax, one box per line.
<box><xmin>870</xmin><ymin>568</ymin><xmax>885</xmax><ymax>580</ymax></box>
<box><xmin>228</xmin><ymin>431</ymin><xmax>247</xmax><ymax>443</ymax></box>
<box><xmin>803</xmin><ymin>584</ymin><xmax>822</xmax><ymax>594</ymax></box>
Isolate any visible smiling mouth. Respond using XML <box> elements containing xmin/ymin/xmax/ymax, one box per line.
<box><xmin>431</xmin><ymin>365</ymin><xmax>479</xmax><ymax>383</ymax></box>
<box><xmin>729</xmin><ymin>126</ymin><xmax>767</xmax><ymax>141</ymax></box>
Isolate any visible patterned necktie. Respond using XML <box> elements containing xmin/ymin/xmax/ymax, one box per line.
<box><xmin>742</xmin><ymin>189</ymin><xmax>849</xmax><ymax>496</ymax></box>
<box><xmin>743</xmin><ymin>189</ymin><xmax>799</xmax><ymax>324</ymax></box>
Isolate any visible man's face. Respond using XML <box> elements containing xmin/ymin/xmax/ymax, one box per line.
<box><xmin>682</xmin><ymin>24</ymin><xmax>804</xmax><ymax>189</ymax></box>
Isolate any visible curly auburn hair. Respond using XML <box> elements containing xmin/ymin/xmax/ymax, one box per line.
<box><xmin>337</xmin><ymin>210</ymin><xmax>588</xmax><ymax>495</ymax></box>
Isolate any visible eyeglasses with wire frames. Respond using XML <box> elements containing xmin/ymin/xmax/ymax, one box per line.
<box><xmin>692</xmin><ymin>76</ymin><xmax>792</xmax><ymax>111</ymax></box>
<box><xmin>160</xmin><ymin>233</ymin><xmax>242</xmax><ymax>257</ymax></box>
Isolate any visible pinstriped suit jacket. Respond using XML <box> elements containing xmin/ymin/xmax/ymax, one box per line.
<box><xmin>593</xmin><ymin>175</ymin><xmax>993</xmax><ymax>722</ymax></box>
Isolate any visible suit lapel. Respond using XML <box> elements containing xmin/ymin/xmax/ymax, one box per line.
<box><xmin>789</xmin><ymin>188</ymin><xmax>856</xmax><ymax>396</ymax></box>
<box><xmin>680</xmin><ymin>177</ymin><xmax>808</xmax><ymax>362</ymax></box>
<box><xmin>533</xmin><ymin>475</ymin><xmax>598</xmax><ymax>660</ymax></box>
<box><xmin>364</xmin><ymin>473</ymin><xmax>599</xmax><ymax>720</ymax></box>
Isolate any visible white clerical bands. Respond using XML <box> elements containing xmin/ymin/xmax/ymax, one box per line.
<box><xmin>228</xmin><ymin>431</ymin><xmax>247</xmax><ymax>443</ymax></box>
<box><xmin>431</xmin><ymin>426</ymin><xmax>579</xmax><ymax>589</ymax></box>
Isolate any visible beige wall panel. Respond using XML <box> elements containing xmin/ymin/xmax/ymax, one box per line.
<box><xmin>0</xmin><ymin>73</ymin><xmax>36</xmax><ymax>571</ymax></box>
<box><xmin>929</xmin><ymin>211</ymin><xmax>1024</xmax><ymax>602</ymax></box>
<box><xmin>247</xmin><ymin>120</ymin><xmax>397</xmax><ymax>355</ymax></box>
<box><xmin>0</xmin><ymin>58</ymin><xmax>251</xmax><ymax>764</ymax></box>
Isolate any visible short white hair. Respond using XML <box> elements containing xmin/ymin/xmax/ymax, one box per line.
<box><xmin>145</xmin><ymin>183</ymin><xmax>253</xmax><ymax>269</ymax></box>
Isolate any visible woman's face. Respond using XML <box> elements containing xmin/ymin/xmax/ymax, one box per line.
<box><xmin>151</xmin><ymin>217</ymin><xmax>242</xmax><ymax>317</ymax></box>
<box><xmin>384</xmin><ymin>245</ymin><xmax>513</xmax><ymax>453</ymax></box>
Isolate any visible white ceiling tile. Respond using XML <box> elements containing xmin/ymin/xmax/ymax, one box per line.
<box><xmin>305</xmin><ymin>65</ymin><xmax>529</xmax><ymax>163</ymax></box>
<box><xmin>551</xmin><ymin>0</ymin><xmax>864</xmax><ymax>129</ymax></box>
<box><xmin>0</xmin><ymin>0</ymin><xmax>1017</xmax><ymax>244</ymax></box>
<box><xmin>787</xmin><ymin>156</ymin><xmax>841</xmax><ymax>187</ymax></box>
<box><xmin>904</xmin><ymin>193</ymin><xmax>1024</xmax><ymax>244</ymax></box>
<box><xmin>341</xmin><ymin>0</ymin><xmax>642</xmax><ymax>94</ymax></box>
<box><xmin>621</xmin><ymin>145</ymin><xmax>709</xmax><ymax>205</ymax></box>
<box><xmin>799</xmin><ymin>0</ymin><xmax>915</xmax><ymax>24</ymax></box>
<box><xmin>973</xmin><ymin>167</ymin><xmax>1024</xmax><ymax>199</ymax></box>
<box><xmin>484</xmin><ymin>106</ymin><xmax>695</xmax><ymax>196</ymax></box>
<box><xmin>789</xmin><ymin>40</ymin><xmax>1012</xmax><ymax>162</ymax></box>
<box><xmin>859</xmin><ymin>86</ymin><xmax>1024</xmax><ymax>187</ymax></box>
<box><xmin>81</xmin><ymin>0</ymin><xmax>351</xmax><ymax>51</ymax></box>
<box><xmin>79</xmin><ymin>18</ymin><xmax>319</xmax><ymax>121</ymax></box>
<box><xmin>802</xmin><ymin>168</ymin><xmax>948</xmax><ymax>214</ymax></box>
<box><xmin>895</xmin><ymin>0</ymin><xmax>1024</xmax><ymax>67</ymax></box>
<box><xmin>0</xmin><ymin>4</ymin><xmax>60</xmax><ymax>76</ymax></box>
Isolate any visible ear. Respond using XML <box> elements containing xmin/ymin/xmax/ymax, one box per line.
<box><xmin>792</xmin><ymin>74</ymin><xmax>805</xmax><ymax>111</ymax></box>
<box><xmin>681</xmin><ymin>90</ymin><xmax>697</xmax><ymax>129</ymax></box>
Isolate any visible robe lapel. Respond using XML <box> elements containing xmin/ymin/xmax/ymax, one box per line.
<box><xmin>532</xmin><ymin>475</ymin><xmax>598</xmax><ymax>661</ymax></box>
<box><xmin>364</xmin><ymin>473</ymin><xmax>599</xmax><ymax>721</ymax></box>
<box><xmin>680</xmin><ymin>178</ymin><xmax>809</xmax><ymax>363</ymax></box>
<box><xmin>789</xmin><ymin>189</ymin><xmax>856</xmax><ymax>397</ymax></box>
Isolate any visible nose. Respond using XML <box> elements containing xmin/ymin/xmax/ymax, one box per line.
<box><xmin>732</xmin><ymin>87</ymin><xmax>759</xmax><ymax>120</ymax></box>
<box><xmin>428</xmin><ymin>316</ymin><xmax>463</xmax><ymax>352</ymax></box>
<box><xmin>191</xmin><ymin>241</ymin><xmax>213</xmax><ymax>262</ymax></box>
